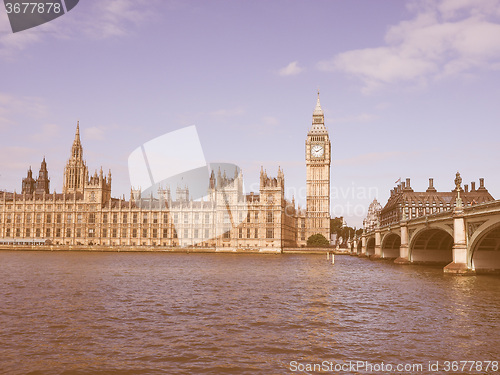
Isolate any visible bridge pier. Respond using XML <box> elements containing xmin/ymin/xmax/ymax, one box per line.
<box><xmin>360</xmin><ymin>235</ymin><xmax>367</xmax><ymax>257</ymax></box>
<box><xmin>395</xmin><ymin>218</ymin><xmax>410</xmax><ymax>264</ymax></box>
<box><xmin>372</xmin><ymin>227</ymin><xmax>382</xmax><ymax>259</ymax></box>
<box><xmin>444</xmin><ymin>206</ymin><xmax>475</xmax><ymax>274</ymax></box>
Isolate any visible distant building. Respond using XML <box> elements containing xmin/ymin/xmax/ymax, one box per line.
<box><xmin>363</xmin><ymin>199</ymin><xmax>382</xmax><ymax>232</ymax></box>
<box><xmin>21</xmin><ymin>157</ymin><xmax>50</xmax><ymax>195</ymax></box>
<box><xmin>0</xmin><ymin>96</ymin><xmax>332</xmax><ymax>250</ymax></box>
<box><xmin>379</xmin><ymin>177</ymin><xmax>494</xmax><ymax>227</ymax></box>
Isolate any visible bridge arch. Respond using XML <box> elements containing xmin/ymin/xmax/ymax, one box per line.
<box><xmin>409</xmin><ymin>227</ymin><xmax>453</xmax><ymax>264</ymax></box>
<box><xmin>470</xmin><ymin>221</ymin><xmax>500</xmax><ymax>273</ymax></box>
<box><xmin>381</xmin><ymin>232</ymin><xmax>400</xmax><ymax>259</ymax></box>
<box><xmin>366</xmin><ymin>237</ymin><xmax>375</xmax><ymax>256</ymax></box>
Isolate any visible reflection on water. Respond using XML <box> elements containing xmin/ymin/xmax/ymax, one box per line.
<box><xmin>0</xmin><ymin>252</ymin><xmax>499</xmax><ymax>374</ymax></box>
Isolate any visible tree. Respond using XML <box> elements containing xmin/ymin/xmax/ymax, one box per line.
<box><xmin>330</xmin><ymin>216</ymin><xmax>362</xmax><ymax>247</ymax></box>
<box><xmin>307</xmin><ymin>233</ymin><xmax>330</xmax><ymax>247</ymax></box>
<box><xmin>330</xmin><ymin>217</ymin><xmax>343</xmax><ymax>234</ymax></box>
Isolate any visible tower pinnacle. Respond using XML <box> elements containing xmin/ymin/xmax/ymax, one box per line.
<box><xmin>313</xmin><ymin>90</ymin><xmax>323</xmax><ymax>116</ymax></box>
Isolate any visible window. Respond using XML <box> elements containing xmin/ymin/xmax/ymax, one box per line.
<box><xmin>255</xmin><ymin>228</ymin><xmax>258</xmax><ymax>238</ymax></box>
<box><xmin>102</xmin><ymin>228</ymin><xmax>107</xmax><ymax>238</ymax></box>
<box><xmin>266</xmin><ymin>229</ymin><xmax>274</xmax><ymax>239</ymax></box>
<box><xmin>56</xmin><ymin>228</ymin><xmax>61</xmax><ymax>237</ymax></box>
<box><xmin>26</xmin><ymin>228</ymin><xmax>31</xmax><ymax>237</ymax></box>
<box><xmin>122</xmin><ymin>229</ymin><xmax>127</xmax><ymax>237</ymax></box>
<box><xmin>174</xmin><ymin>214</ymin><xmax>179</xmax><ymax>224</ymax></box>
<box><xmin>255</xmin><ymin>211</ymin><xmax>258</xmax><ymax>220</ymax></box>
<box><xmin>247</xmin><ymin>228</ymin><xmax>250</xmax><ymax>238</ymax></box>
<box><xmin>66</xmin><ymin>228</ymin><xmax>71</xmax><ymax>238</ymax></box>
<box><xmin>26</xmin><ymin>214</ymin><xmax>31</xmax><ymax>223</ymax></box>
<box><xmin>184</xmin><ymin>215</ymin><xmax>188</xmax><ymax>224</ymax></box>
<box><xmin>132</xmin><ymin>229</ymin><xmax>137</xmax><ymax>238</ymax></box>
<box><xmin>142</xmin><ymin>229</ymin><xmax>147</xmax><ymax>237</ymax></box>
<box><xmin>153</xmin><ymin>213</ymin><xmax>158</xmax><ymax>224</ymax></box>
<box><xmin>122</xmin><ymin>214</ymin><xmax>128</xmax><ymax>224</ymax></box>
<box><xmin>113</xmin><ymin>214</ymin><xmax>118</xmax><ymax>224</ymax></box>
<box><xmin>223</xmin><ymin>229</ymin><xmax>230</xmax><ymax>239</ymax></box>
<box><xmin>76</xmin><ymin>228</ymin><xmax>81</xmax><ymax>238</ymax></box>
<box><xmin>194</xmin><ymin>229</ymin><xmax>198</xmax><ymax>238</ymax></box>
<box><xmin>103</xmin><ymin>214</ymin><xmax>108</xmax><ymax>223</ymax></box>
<box><xmin>183</xmin><ymin>230</ymin><xmax>188</xmax><ymax>238</ymax></box>
<box><xmin>246</xmin><ymin>213</ymin><xmax>251</xmax><ymax>223</ymax></box>
<box><xmin>163</xmin><ymin>214</ymin><xmax>168</xmax><ymax>224</ymax></box>
<box><xmin>66</xmin><ymin>214</ymin><xmax>72</xmax><ymax>224</ymax></box>
<box><xmin>88</xmin><ymin>228</ymin><xmax>94</xmax><ymax>238</ymax></box>
<box><xmin>112</xmin><ymin>229</ymin><xmax>117</xmax><ymax>238</ymax></box>
<box><xmin>16</xmin><ymin>228</ymin><xmax>21</xmax><ymax>237</ymax></box>
<box><xmin>266</xmin><ymin>211</ymin><xmax>273</xmax><ymax>223</ymax></box>
<box><xmin>133</xmin><ymin>213</ymin><xmax>138</xmax><ymax>224</ymax></box>
<box><xmin>205</xmin><ymin>229</ymin><xmax>209</xmax><ymax>238</ymax></box>
<box><xmin>46</xmin><ymin>228</ymin><xmax>51</xmax><ymax>237</ymax></box>
<box><xmin>6</xmin><ymin>214</ymin><xmax>11</xmax><ymax>223</ymax></box>
<box><xmin>205</xmin><ymin>213</ymin><xmax>210</xmax><ymax>223</ymax></box>
<box><xmin>163</xmin><ymin>229</ymin><xmax>168</xmax><ymax>238</ymax></box>
<box><xmin>88</xmin><ymin>213</ymin><xmax>95</xmax><ymax>224</ymax></box>
<box><xmin>36</xmin><ymin>214</ymin><xmax>41</xmax><ymax>224</ymax></box>
<box><xmin>224</xmin><ymin>213</ymin><xmax>230</xmax><ymax>224</ymax></box>
<box><xmin>143</xmin><ymin>214</ymin><xmax>148</xmax><ymax>224</ymax></box>
<box><xmin>153</xmin><ymin>228</ymin><xmax>158</xmax><ymax>238</ymax></box>
<box><xmin>238</xmin><ymin>228</ymin><xmax>242</xmax><ymax>238</ymax></box>
<box><xmin>77</xmin><ymin>214</ymin><xmax>83</xmax><ymax>223</ymax></box>
<box><xmin>6</xmin><ymin>228</ymin><xmax>10</xmax><ymax>237</ymax></box>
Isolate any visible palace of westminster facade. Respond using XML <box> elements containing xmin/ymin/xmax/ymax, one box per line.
<box><xmin>0</xmin><ymin>95</ymin><xmax>331</xmax><ymax>251</ymax></box>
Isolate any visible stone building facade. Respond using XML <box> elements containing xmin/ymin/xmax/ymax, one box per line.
<box><xmin>363</xmin><ymin>199</ymin><xmax>382</xmax><ymax>232</ymax></box>
<box><xmin>379</xmin><ymin>176</ymin><xmax>494</xmax><ymax>227</ymax></box>
<box><xmin>304</xmin><ymin>92</ymin><xmax>331</xmax><ymax>244</ymax></box>
<box><xmin>0</xmin><ymin>97</ymin><xmax>331</xmax><ymax>250</ymax></box>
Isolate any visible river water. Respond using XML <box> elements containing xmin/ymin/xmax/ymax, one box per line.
<box><xmin>0</xmin><ymin>252</ymin><xmax>499</xmax><ymax>375</ymax></box>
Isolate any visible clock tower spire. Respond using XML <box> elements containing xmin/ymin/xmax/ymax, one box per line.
<box><xmin>304</xmin><ymin>91</ymin><xmax>331</xmax><ymax>244</ymax></box>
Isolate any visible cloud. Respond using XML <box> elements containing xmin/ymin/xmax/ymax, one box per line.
<box><xmin>0</xmin><ymin>12</ymin><xmax>47</xmax><ymax>59</ymax></box>
<box><xmin>262</xmin><ymin>116</ymin><xmax>279</xmax><ymax>126</ymax></box>
<box><xmin>330</xmin><ymin>113</ymin><xmax>377</xmax><ymax>123</ymax></box>
<box><xmin>80</xmin><ymin>0</ymin><xmax>158</xmax><ymax>39</ymax></box>
<box><xmin>209</xmin><ymin>107</ymin><xmax>245</xmax><ymax>118</ymax></box>
<box><xmin>278</xmin><ymin>61</ymin><xmax>304</xmax><ymax>76</ymax></box>
<box><xmin>0</xmin><ymin>146</ymin><xmax>40</xmax><ymax>172</ymax></box>
<box><xmin>30</xmin><ymin>123</ymin><xmax>60</xmax><ymax>141</ymax></box>
<box><xmin>335</xmin><ymin>152</ymin><xmax>406</xmax><ymax>167</ymax></box>
<box><xmin>0</xmin><ymin>92</ymin><xmax>48</xmax><ymax>128</ymax></box>
<box><xmin>0</xmin><ymin>0</ymin><xmax>158</xmax><ymax>58</ymax></box>
<box><xmin>318</xmin><ymin>0</ymin><xmax>500</xmax><ymax>92</ymax></box>
<box><xmin>83</xmin><ymin>126</ymin><xmax>106</xmax><ymax>141</ymax></box>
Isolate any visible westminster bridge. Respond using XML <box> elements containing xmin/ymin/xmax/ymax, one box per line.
<box><xmin>350</xmin><ymin>199</ymin><xmax>500</xmax><ymax>274</ymax></box>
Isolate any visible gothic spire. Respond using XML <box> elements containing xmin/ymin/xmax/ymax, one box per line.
<box><xmin>71</xmin><ymin>121</ymin><xmax>83</xmax><ymax>159</ymax></box>
<box><xmin>309</xmin><ymin>91</ymin><xmax>328</xmax><ymax>135</ymax></box>
<box><xmin>313</xmin><ymin>90</ymin><xmax>323</xmax><ymax>116</ymax></box>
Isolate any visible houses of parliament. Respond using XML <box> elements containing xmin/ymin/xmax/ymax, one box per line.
<box><xmin>0</xmin><ymin>95</ymin><xmax>331</xmax><ymax>251</ymax></box>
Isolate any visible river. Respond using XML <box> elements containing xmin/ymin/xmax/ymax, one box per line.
<box><xmin>0</xmin><ymin>251</ymin><xmax>499</xmax><ymax>374</ymax></box>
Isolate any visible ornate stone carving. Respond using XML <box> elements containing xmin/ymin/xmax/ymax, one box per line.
<box><xmin>468</xmin><ymin>221</ymin><xmax>486</xmax><ymax>239</ymax></box>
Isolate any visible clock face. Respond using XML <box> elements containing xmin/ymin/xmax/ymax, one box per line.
<box><xmin>311</xmin><ymin>144</ymin><xmax>324</xmax><ymax>158</ymax></box>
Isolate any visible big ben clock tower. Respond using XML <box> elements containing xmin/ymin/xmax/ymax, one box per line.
<box><xmin>305</xmin><ymin>92</ymin><xmax>331</xmax><ymax>243</ymax></box>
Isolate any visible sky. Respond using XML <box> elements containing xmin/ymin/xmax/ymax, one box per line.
<box><xmin>1</xmin><ymin>0</ymin><xmax>500</xmax><ymax>228</ymax></box>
